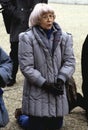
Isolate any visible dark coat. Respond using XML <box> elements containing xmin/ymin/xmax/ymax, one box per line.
<box><xmin>1</xmin><ymin>0</ymin><xmax>48</xmax><ymax>42</ymax></box>
<box><xmin>81</xmin><ymin>35</ymin><xmax>88</xmax><ymax>98</ymax></box>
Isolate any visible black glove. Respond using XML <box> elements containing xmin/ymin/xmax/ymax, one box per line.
<box><xmin>0</xmin><ymin>75</ymin><xmax>6</xmax><ymax>87</ymax></box>
<box><xmin>55</xmin><ymin>78</ymin><xmax>64</xmax><ymax>95</ymax></box>
<box><xmin>42</xmin><ymin>81</ymin><xmax>62</xmax><ymax>95</ymax></box>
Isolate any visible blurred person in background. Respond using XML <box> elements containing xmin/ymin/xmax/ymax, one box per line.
<box><xmin>71</xmin><ymin>34</ymin><xmax>88</xmax><ymax>119</ymax></box>
<box><xmin>0</xmin><ymin>47</ymin><xmax>12</xmax><ymax>87</ymax></box>
<box><xmin>81</xmin><ymin>34</ymin><xmax>88</xmax><ymax>119</ymax></box>
<box><xmin>16</xmin><ymin>3</ymin><xmax>75</xmax><ymax>130</ymax></box>
<box><xmin>0</xmin><ymin>46</ymin><xmax>12</xmax><ymax>127</ymax></box>
<box><xmin>0</xmin><ymin>0</ymin><xmax>48</xmax><ymax>86</ymax></box>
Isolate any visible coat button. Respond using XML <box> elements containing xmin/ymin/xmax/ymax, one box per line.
<box><xmin>21</xmin><ymin>8</ymin><xmax>24</xmax><ymax>11</ymax></box>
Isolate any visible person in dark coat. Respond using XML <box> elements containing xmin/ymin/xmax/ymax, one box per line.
<box><xmin>0</xmin><ymin>0</ymin><xmax>48</xmax><ymax>86</ymax></box>
<box><xmin>81</xmin><ymin>34</ymin><xmax>88</xmax><ymax>119</ymax></box>
<box><xmin>70</xmin><ymin>35</ymin><xmax>88</xmax><ymax>117</ymax></box>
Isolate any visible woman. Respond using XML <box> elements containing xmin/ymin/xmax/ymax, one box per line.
<box><xmin>18</xmin><ymin>3</ymin><xmax>75</xmax><ymax>130</ymax></box>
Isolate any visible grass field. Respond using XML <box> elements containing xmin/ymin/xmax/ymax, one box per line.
<box><xmin>0</xmin><ymin>3</ymin><xmax>88</xmax><ymax>130</ymax></box>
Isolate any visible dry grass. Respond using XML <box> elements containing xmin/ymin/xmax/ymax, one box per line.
<box><xmin>0</xmin><ymin>3</ymin><xmax>88</xmax><ymax>130</ymax></box>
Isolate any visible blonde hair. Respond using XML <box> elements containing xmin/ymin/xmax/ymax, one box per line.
<box><xmin>29</xmin><ymin>3</ymin><xmax>55</xmax><ymax>27</ymax></box>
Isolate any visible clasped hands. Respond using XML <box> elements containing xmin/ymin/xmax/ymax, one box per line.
<box><xmin>42</xmin><ymin>79</ymin><xmax>64</xmax><ymax>95</ymax></box>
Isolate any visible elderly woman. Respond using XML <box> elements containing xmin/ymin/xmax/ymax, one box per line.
<box><xmin>17</xmin><ymin>3</ymin><xmax>75</xmax><ymax>130</ymax></box>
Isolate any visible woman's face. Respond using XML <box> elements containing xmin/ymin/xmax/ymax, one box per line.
<box><xmin>39</xmin><ymin>12</ymin><xmax>55</xmax><ymax>30</ymax></box>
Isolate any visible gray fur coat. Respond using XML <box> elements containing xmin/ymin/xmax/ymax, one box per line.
<box><xmin>18</xmin><ymin>23</ymin><xmax>75</xmax><ymax>117</ymax></box>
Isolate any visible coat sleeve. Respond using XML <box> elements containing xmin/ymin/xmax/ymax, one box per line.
<box><xmin>58</xmin><ymin>32</ymin><xmax>76</xmax><ymax>82</ymax></box>
<box><xmin>1</xmin><ymin>0</ymin><xmax>15</xmax><ymax>14</ymax></box>
<box><xmin>0</xmin><ymin>47</ymin><xmax>12</xmax><ymax>85</ymax></box>
<box><xmin>18</xmin><ymin>32</ymin><xmax>46</xmax><ymax>87</ymax></box>
<box><xmin>1</xmin><ymin>0</ymin><xmax>20</xmax><ymax>20</ymax></box>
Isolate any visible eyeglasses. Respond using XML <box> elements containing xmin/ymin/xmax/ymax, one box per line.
<box><xmin>42</xmin><ymin>14</ymin><xmax>55</xmax><ymax>20</ymax></box>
